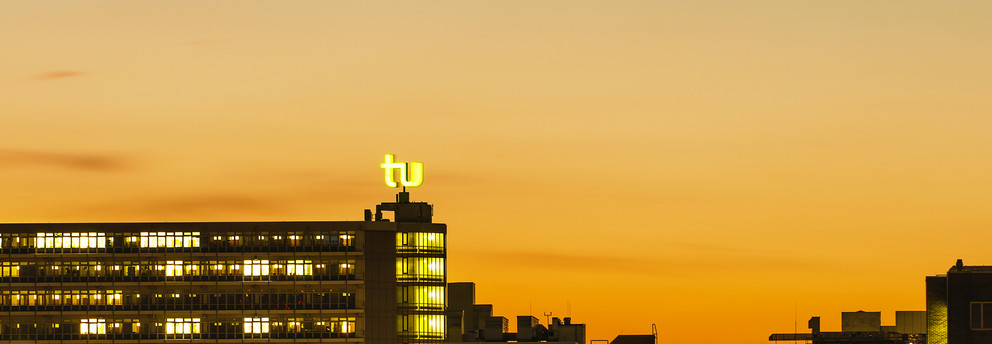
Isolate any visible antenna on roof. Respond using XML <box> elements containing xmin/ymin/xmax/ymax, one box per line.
<box><xmin>652</xmin><ymin>324</ymin><xmax>659</xmax><ymax>344</ymax></box>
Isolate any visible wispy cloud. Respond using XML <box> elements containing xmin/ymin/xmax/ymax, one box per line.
<box><xmin>34</xmin><ymin>71</ymin><xmax>84</xmax><ymax>80</ymax></box>
<box><xmin>0</xmin><ymin>149</ymin><xmax>130</xmax><ymax>171</ymax></box>
<box><xmin>111</xmin><ymin>194</ymin><xmax>285</xmax><ymax>218</ymax></box>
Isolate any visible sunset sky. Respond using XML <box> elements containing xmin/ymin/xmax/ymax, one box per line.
<box><xmin>2</xmin><ymin>1</ymin><xmax>992</xmax><ymax>342</ymax></box>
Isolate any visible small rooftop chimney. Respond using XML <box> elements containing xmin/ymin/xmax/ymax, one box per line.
<box><xmin>957</xmin><ymin>259</ymin><xmax>964</xmax><ymax>270</ymax></box>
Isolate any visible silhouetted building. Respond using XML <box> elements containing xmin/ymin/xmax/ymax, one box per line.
<box><xmin>770</xmin><ymin>311</ymin><xmax>925</xmax><ymax>344</ymax></box>
<box><xmin>844</xmin><ymin>311</ymin><xmax>883</xmax><ymax>332</ymax></box>
<box><xmin>609</xmin><ymin>335</ymin><xmax>655</xmax><ymax>344</ymax></box>
<box><xmin>0</xmin><ymin>192</ymin><xmax>445</xmax><ymax>344</ymax></box>
<box><xmin>926</xmin><ymin>259</ymin><xmax>992</xmax><ymax>344</ymax></box>
<box><xmin>445</xmin><ymin>282</ymin><xmax>585</xmax><ymax>344</ymax></box>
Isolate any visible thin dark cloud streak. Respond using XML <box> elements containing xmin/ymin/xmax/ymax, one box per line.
<box><xmin>70</xmin><ymin>184</ymin><xmax>385</xmax><ymax>220</ymax></box>
<box><xmin>460</xmin><ymin>250</ymin><xmax>840</xmax><ymax>277</ymax></box>
<box><xmin>0</xmin><ymin>149</ymin><xmax>130</xmax><ymax>171</ymax></box>
<box><xmin>33</xmin><ymin>71</ymin><xmax>84</xmax><ymax>80</ymax></box>
<box><xmin>124</xmin><ymin>194</ymin><xmax>282</xmax><ymax>217</ymax></box>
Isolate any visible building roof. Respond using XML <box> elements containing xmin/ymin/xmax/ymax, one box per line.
<box><xmin>0</xmin><ymin>220</ymin><xmax>444</xmax><ymax>233</ymax></box>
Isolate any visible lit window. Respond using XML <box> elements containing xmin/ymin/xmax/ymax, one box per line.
<box><xmin>427</xmin><ymin>259</ymin><xmax>443</xmax><ymax>275</ymax></box>
<box><xmin>399</xmin><ymin>315</ymin><xmax>443</xmax><ymax>338</ymax></box>
<box><xmin>108</xmin><ymin>291</ymin><xmax>122</xmax><ymax>306</ymax></box>
<box><xmin>139</xmin><ymin>232</ymin><xmax>200</xmax><ymax>248</ymax></box>
<box><xmin>80</xmin><ymin>319</ymin><xmax>106</xmax><ymax>335</ymax></box>
<box><xmin>339</xmin><ymin>234</ymin><xmax>353</xmax><ymax>246</ymax></box>
<box><xmin>36</xmin><ymin>232</ymin><xmax>106</xmax><ymax>249</ymax></box>
<box><xmin>287</xmin><ymin>260</ymin><xmax>312</xmax><ymax>275</ymax></box>
<box><xmin>397</xmin><ymin>232</ymin><xmax>444</xmax><ymax>251</ymax></box>
<box><xmin>165</xmin><ymin>261</ymin><xmax>185</xmax><ymax>276</ymax></box>
<box><xmin>287</xmin><ymin>319</ymin><xmax>303</xmax><ymax>332</ymax></box>
<box><xmin>401</xmin><ymin>286</ymin><xmax>445</xmax><ymax>309</ymax></box>
<box><xmin>166</xmin><ymin>318</ymin><xmax>200</xmax><ymax>335</ymax></box>
<box><xmin>243</xmin><ymin>260</ymin><xmax>269</xmax><ymax>276</ymax></box>
<box><xmin>243</xmin><ymin>317</ymin><xmax>270</xmax><ymax>334</ymax></box>
<box><xmin>396</xmin><ymin>257</ymin><xmax>444</xmax><ymax>280</ymax></box>
<box><xmin>1</xmin><ymin>262</ymin><xmax>20</xmax><ymax>277</ymax></box>
<box><xmin>340</xmin><ymin>263</ymin><xmax>354</xmax><ymax>275</ymax></box>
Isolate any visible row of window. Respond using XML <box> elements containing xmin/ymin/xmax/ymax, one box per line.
<box><xmin>1</xmin><ymin>232</ymin><xmax>357</xmax><ymax>251</ymax></box>
<box><xmin>0</xmin><ymin>317</ymin><xmax>356</xmax><ymax>339</ymax></box>
<box><xmin>398</xmin><ymin>314</ymin><xmax>445</xmax><ymax>340</ymax></box>
<box><xmin>397</xmin><ymin>257</ymin><xmax>445</xmax><ymax>281</ymax></box>
<box><xmin>0</xmin><ymin>260</ymin><xmax>355</xmax><ymax>278</ymax></box>
<box><xmin>397</xmin><ymin>232</ymin><xmax>444</xmax><ymax>253</ymax></box>
<box><xmin>0</xmin><ymin>290</ymin><xmax>356</xmax><ymax>310</ymax></box>
<box><xmin>398</xmin><ymin>286</ymin><xmax>445</xmax><ymax>310</ymax></box>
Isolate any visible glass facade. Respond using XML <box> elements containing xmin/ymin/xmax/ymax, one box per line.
<box><xmin>397</xmin><ymin>232</ymin><xmax>446</xmax><ymax>342</ymax></box>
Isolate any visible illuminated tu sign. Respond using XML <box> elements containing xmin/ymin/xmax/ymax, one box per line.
<box><xmin>381</xmin><ymin>154</ymin><xmax>423</xmax><ymax>188</ymax></box>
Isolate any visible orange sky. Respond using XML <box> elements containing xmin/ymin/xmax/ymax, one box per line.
<box><xmin>2</xmin><ymin>1</ymin><xmax>992</xmax><ymax>342</ymax></box>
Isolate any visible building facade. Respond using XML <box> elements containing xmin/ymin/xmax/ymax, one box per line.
<box><xmin>927</xmin><ymin>259</ymin><xmax>992</xmax><ymax>344</ymax></box>
<box><xmin>0</xmin><ymin>194</ymin><xmax>445</xmax><ymax>344</ymax></box>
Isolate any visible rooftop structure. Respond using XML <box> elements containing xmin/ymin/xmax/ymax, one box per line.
<box><xmin>769</xmin><ymin>310</ymin><xmax>925</xmax><ymax>344</ymax></box>
<box><xmin>445</xmin><ymin>282</ymin><xmax>586</xmax><ymax>344</ymax></box>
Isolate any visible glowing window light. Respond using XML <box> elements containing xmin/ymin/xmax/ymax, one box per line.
<box><xmin>427</xmin><ymin>286</ymin><xmax>443</xmax><ymax>303</ymax></box>
<box><xmin>426</xmin><ymin>258</ymin><xmax>444</xmax><ymax>275</ymax></box>
<box><xmin>243</xmin><ymin>260</ymin><xmax>269</xmax><ymax>276</ymax></box>
<box><xmin>35</xmin><ymin>232</ymin><xmax>107</xmax><ymax>249</ymax></box>
<box><xmin>339</xmin><ymin>263</ymin><xmax>355</xmax><ymax>275</ymax></box>
<box><xmin>287</xmin><ymin>260</ymin><xmax>312</xmax><ymax>276</ymax></box>
<box><xmin>287</xmin><ymin>319</ymin><xmax>303</xmax><ymax>332</ymax></box>
<box><xmin>139</xmin><ymin>232</ymin><xmax>201</xmax><ymax>248</ymax></box>
<box><xmin>109</xmin><ymin>292</ymin><xmax>122</xmax><ymax>306</ymax></box>
<box><xmin>243</xmin><ymin>318</ymin><xmax>270</xmax><ymax>334</ymax></box>
<box><xmin>80</xmin><ymin>319</ymin><xmax>106</xmax><ymax>335</ymax></box>
<box><xmin>397</xmin><ymin>232</ymin><xmax>445</xmax><ymax>250</ymax></box>
<box><xmin>1</xmin><ymin>263</ymin><xmax>20</xmax><ymax>277</ymax></box>
<box><xmin>339</xmin><ymin>234</ymin><xmax>353</xmax><ymax>246</ymax></box>
<box><xmin>166</xmin><ymin>318</ymin><xmax>200</xmax><ymax>334</ymax></box>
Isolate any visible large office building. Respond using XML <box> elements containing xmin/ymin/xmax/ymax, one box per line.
<box><xmin>0</xmin><ymin>192</ymin><xmax>445</xmax><ymax>344</ymax></box>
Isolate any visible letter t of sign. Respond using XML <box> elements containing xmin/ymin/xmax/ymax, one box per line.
<box><xmin>381</xmin><ymin>154</ymin><xmax>404</xmax><ymax>188</ymax></box>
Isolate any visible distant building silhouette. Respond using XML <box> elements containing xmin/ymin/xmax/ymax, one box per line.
<box><xmin>608</xmin><ymin>334</ymin><xmax>656</xmax><ymax>344</ymax></box>
<box><xmin>769</xmin><ymin>310</ymin><xmax>925</xmax><ymax>344</ymax></box>
<box><xmin>444</xmin><ymin>282</ymin><xmax>586</xmax><ymax>344</ymax></box>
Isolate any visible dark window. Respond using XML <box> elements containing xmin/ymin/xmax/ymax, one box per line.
<box><xmin>983</xmin><ymin>303</ymin><xmax>992</xmax><ymax>329</ymax></box>
<box><xmin>973</xmin><ymin>303</ymin><xmax>983</xmax><ymax>329</ymax></box>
